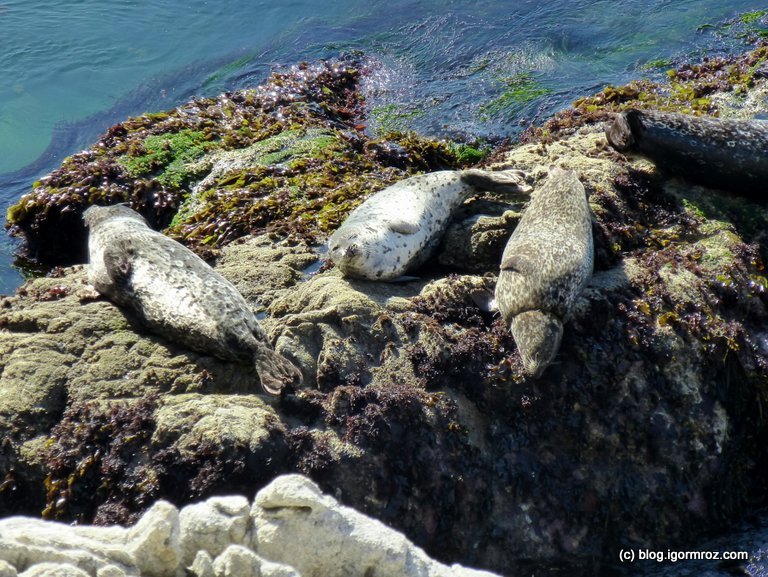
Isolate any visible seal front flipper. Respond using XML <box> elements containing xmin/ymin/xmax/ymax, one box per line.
<box><xmin>387</xmin><ymin>218</ymin><xmax>420</xmax><ymax>235</ymax></box>
<box><xmin>500</xmin><ymin>252</ymin><xmax>536</xmax><ymax>276</ymax></box>
<box><xmin>102</xmin><ymin>242</ymin><xmax>134</xmax><ymax>289</ymax></box>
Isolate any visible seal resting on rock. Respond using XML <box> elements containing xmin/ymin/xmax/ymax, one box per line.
<box><xmin>84</xmin><ymin>204</ymin><xmax>302</xmax><ymax>395</ymax></box>
<box><xmin>328</xmin><ymin>169</ymin><xmax>530</xmax><ymax>280</ymax></box>
<box><xmin>605</xmin><ymin>108</ymin><xmax>768</xmax><ymax>194</ymax></box>
<box><xmin>495</xmin><ymin>167</ymin><xmax>593</xmax><ymax>378</ymax></box>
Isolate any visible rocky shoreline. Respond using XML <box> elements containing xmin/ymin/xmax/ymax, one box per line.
<box><xmin>2</xmin><ymin>46</ymin><xmax>768</xmax><ymax>576</ymax></box>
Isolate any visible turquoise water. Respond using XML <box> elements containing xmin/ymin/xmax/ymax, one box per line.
<box><xmin>0</xmin><ymin>0</ymin><xmax>765</xmax><ymax>292</ymax></box>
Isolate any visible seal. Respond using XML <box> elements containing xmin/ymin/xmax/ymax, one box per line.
<box><xmin>328</xmin><ymin>169</ymin><xmax>530</xmax><ymax>280</ymax></box>
<box><xmin>83</xmin><ymin>204</ymin><xmax>302</xmax><ymax>395</ymax></box>
<box><xmin>495</xmin><ymin>167</ymin><xmax>593</xmax><ymax>378</ymax></box>
<box><xmin>605</xmin><ymin>108</ymin><xmax>768</xmax><ymax>194</ymax></box>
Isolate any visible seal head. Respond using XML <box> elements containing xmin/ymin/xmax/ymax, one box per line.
<box><xmin>511</xmin><ymin>311</ymin><xmax>563</xmax><ymax>379</ymax></box>
<box><xmin>84</xmin><ymin>204</ymin><xmax>302</xmax><ymax>395</ymax></box>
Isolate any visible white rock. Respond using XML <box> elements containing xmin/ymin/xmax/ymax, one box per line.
<box><xmin>18</xmin><ymin>563</ymin><xmax>89</xmax><ymax>577</ymax></box>
<box><xmin>0</xmin><ymin>515</ymin><xmax>133</xmax><ymax>575</ymax></box>
<box><xmin>125</xmin><ymin>500</ymin><xmax>181</xmax><ymax>577</ymax></box>
<box><xmin>251</xmin><ymin>474</ymin><xmax>500</xmax><ymax>577</ymax></box>
<box><xmin>188</xmin><ymin>551</ymin><xmax>215</xmax><ymax>577</ymax></box>
<box><xmin>211</xmin><ymin>545</ymin><xmax>298</xmax><ymax>577</ymax></box>
<box><xmin>179</xmin><ymin>496</ymin><xmax>250</xmax><ymax>567</ymax></box>
<box><xmin>96</xmin><ymin>564</ymin><xmax>127</xmax><ymax>577</ymax></box>
<box><xmin>0</xmin><ymin>560</ymin><xmax>16</xmax><ymax>577</ymax></box>
<box><xmin>0</xmin><ymin>475</ymin><xmax>497</xmax><ymax>577</ymax></box>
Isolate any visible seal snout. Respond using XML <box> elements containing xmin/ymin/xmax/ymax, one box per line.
<box><xmin>511</xmin><ymin>311</ymin><xmax>564</xmax><ymax>379</ymax></box>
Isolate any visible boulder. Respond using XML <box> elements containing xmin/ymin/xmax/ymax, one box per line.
<box><xmin>0</xmin><ymin>475</ymin><xmax>500</xmax><ymax>577</ymax></box>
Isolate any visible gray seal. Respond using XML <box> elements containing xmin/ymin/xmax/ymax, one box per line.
<box><xmin>495</xmin><ymin>167</ymin><xmax>593</xmax><ymax>378</ymax></box>
<box><xmin>84</xmin><ymin>204</ymin><xmax>302</xmax><ymax>395</ymax></box>
<box><xmin>328</xmin><ymin>169</ymin><xmax>529</xmax><ymax>280</ymax></box>
<box><xmin>605</xmin><ymin>108</ymin><xmax>768</xmax><ymax>194</ymax></box>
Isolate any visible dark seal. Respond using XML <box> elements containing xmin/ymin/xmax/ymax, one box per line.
<box><xmin>495</xmin><ymin>168</ymin><xmax>593</xmax><ymax>378</ymax></box>
<box><xmin>605</xmin><ymin>108</ymin><xmax>768</xmax><ymax>194</ymax></box>
<box><xmin>84</xmin><ymin>204</ymin><xmax>302</xmax><ymax>395</ymax></box>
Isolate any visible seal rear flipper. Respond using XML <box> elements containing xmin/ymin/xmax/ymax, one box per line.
<box><xmin>461</xmin><ymin>168</ymin><xmax>532</xmax><ymax>195</ymax></box>
<box><xmin>254</xmin><ymin>347</ymin><xmax>303</xmax><ymax>396</ymax></box>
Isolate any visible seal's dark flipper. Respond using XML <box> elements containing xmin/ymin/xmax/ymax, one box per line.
<box><xmin>102</xmin><ymin>244</ymin><xmax>133</xmax><ymax>287</ymax></box>
<box><xmin>388</xmin><ymin>219</ymin><xmax>420</xmax><ymax>235</ymax></box>
<box><xmin>255</xmin><ymin>348</ymin><xmax>303</xmax><ymax>396</ymax></box>
<box><xmin>461</xmin><ymin>168</ymin><xmax>532</xmax><ymax>195</ymax></box>
<box><xmin>605</xmin><ymin>111</ymin><xmax>636</xmax><ymax>151</ymax></box>
<box><xmin>500</xmin><ymin>252</ymin><xmax>535</xmax><ymax>276</ymax></box>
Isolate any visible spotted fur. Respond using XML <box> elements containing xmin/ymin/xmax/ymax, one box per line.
<box><xmin>329</xmin><ymin>169</ymin><xmax>529</xmax><ymax>280</ymax></box>
<box><xmin>84</xmin><ymin>205</ymin><xmax>301</xmax><ymax>395</ymax></box>
<box><xmin>495</xmin><ymin>168</ymin><xmax>593</xmax><ymax>378</ymax></box>
<box><xmin>606</xmin><ymin>108</ymin><xmax>768</xmax><ymax>194</ymax></box>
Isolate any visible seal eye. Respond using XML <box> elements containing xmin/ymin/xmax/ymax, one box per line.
<box><xmin>345</xmin><ymin>244</ymin><xmax>360</xmax><ymax>258</ymax></box>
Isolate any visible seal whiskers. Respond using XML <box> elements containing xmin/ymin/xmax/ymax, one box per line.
<box><xmin>84</xmin><ymin>204</ymin><xmax>302</xmax><ymax>395</ymax></box>
<box><xmin>495</xmin><ymin>167</ymin><xmax>593</xmax><ymax>378</ymax></box>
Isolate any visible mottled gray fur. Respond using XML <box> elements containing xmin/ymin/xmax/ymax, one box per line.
<box><xmin>84</xmin><ymin>204</ymin><xmax>301</xmax><ymax>395</ymax></box>
<box><xmin>328</xmin><ymin>169</ymin><xmax>529</xmax><ymax>280</ymax></box>
<box><xmin>606</xmin><ymin>108</ymin><xmax>768</xmax><ymax>194</ymax></box>
<box><xmin>495</xmin><ymin>167</ymin><xmax>593</xmax><ymax>378</ymax></box>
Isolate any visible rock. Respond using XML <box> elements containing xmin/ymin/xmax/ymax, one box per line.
<box><xmin>179</xmin><ymin>496</ymin><xmax>251</xmax><ymax>567</ymax></box>
<box><xmin>18</xmin><ymin>564</ymin><xmax>89</xmax><ymax>577</ymax></box>
<box><xmin>0</xmin><ymin>475</ymin><xmax>496</xmax><ymax>577</ymax></box>
<box><xmin>251</xmin><ymin>474</ymin><xmax>499</xmax><ymax>577</ymax></box>
<box><xmin>0</xmin><ymin>560</ymin><xmax>16</xmax><ymax>577</ymax></box>
<box><xmin>126</xmin><ymin>501</ymin><xmax>180</xmax><ymax>577</ymax></box>
<box><xmin>188</xmin><ymin>552</ymin><xmax>215</xmax><ymax>577</ymax></box>
<box><xmin>211</xmin><ymin>545</ymin><xmax>299</xmax><ymax>577</ymax></box>
<box><xmin>437</xmin><ymin>201</ymin><xmax>522</xmax><ymax>271</ymax></box>
<box><xmin>3</xmin><ymin>46</ymin><xmax>768</xmax><ymax>577</ymax></box>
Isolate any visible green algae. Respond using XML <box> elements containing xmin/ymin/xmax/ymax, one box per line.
<box><xmin>479</xmin><ymin>72</ymin><xmax>552</xmax><ymax>119</ymax></box>
<box><xmin>370</xmin><ymin>103</ymin><xmax>426</xmax><ymax>135</ymax></box>
<box><xmin>120</xmin><ymin>129</ymin><xmax>215</xmax><ymax>188</ymax></box>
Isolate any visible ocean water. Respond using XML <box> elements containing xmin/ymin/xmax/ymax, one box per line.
<box><xmin>1</xmin><ymin>1</ymin><xmax>766</xmax><ymax>292</ymax></box>
<box><xmin>1</xmin><ymin>2</ymin><xmax>768</xmax><ymax>572</ymax></box>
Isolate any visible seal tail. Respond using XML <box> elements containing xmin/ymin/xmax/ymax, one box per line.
<box><xmin>254</xmin><ymin>347</ymin><xmax>303</xmax><ymax>396</ymax></box>
<box><xmin>460</xmin><ymin>168</ymin><xmax>532</xmax><ymax>195</ymax></box>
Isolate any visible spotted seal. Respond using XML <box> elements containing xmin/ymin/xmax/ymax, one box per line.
<box><xmin>495</xmin><ymin>167</ymin><xmax>593</xmax><ymax>378</ymax></box>
<box><xmin>84</xmin><ymin>204</ymin><xmax>302</xmax><ymax>395</ymax></box>
<box><xmin>328</xmin><ymin>169</ymin><xmax>530</xmax><ymax>280</ymax></box>
<box><xmin>605</xmin><ymin>108</ymin><xmax>768</xmax><ymax>194</ymax></box>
